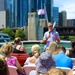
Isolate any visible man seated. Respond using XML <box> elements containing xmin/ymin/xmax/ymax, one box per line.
<box><xmin>53</xmin><ymin>45</ymin><xmax>73</xmax><ymax>69</ymax></box>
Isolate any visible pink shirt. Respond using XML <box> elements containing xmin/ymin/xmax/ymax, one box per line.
<box><xmin>6</xmin><ymin>56</ymin><xmax>17</xmax><ymax>66</ymax></box>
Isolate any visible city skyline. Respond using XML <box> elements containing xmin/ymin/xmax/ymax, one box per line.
<box><xmin>54</xmin><ymin>0</ymin><xmax>75</xmax><ymax>19</ymax></box>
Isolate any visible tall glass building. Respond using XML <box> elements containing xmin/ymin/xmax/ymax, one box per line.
<box><xmin>20</xmin><ymin>0</ymin><xmax>28</xmax><ymax>27</ymax></box>
<box><xmin>53</xmin><ymin>7</ymin><xmax>59</xmax><ymax>26</ymax></box>
<box><xmin>6</xmin><ymin>0</ymin><xmax>13</xmax><ymax>28</ymax></box>
<box><xmin>0</xmin><ymin>0</ymin><xmax>5</xmax><ymax>11</ymax></box>
<box><xmin>6</xmin><ymin>0</ymin><xmax>28</xmax><ymax>28</ymax></box>
<box><xmin>28</xmin><ymin>0</ymin><xmax>36</xmax><ymax>12</ymax></box>
<box><xmin>59</xmin><ymin>10</ymin><xmax>67</xmax><ymax>26</ymax></box>
<box><xmin>45</xmin><ymin>0</ymin><xmax>53</xmax><ymax>22</ymax></box>
<box><xmin>36</xmin><ymin>0</ymin><xmax>45</xmax><ymax>19</ymax></box>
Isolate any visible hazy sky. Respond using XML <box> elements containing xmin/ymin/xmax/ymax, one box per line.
<box><xmin>54</xmin><ymin>0</ymin><xmax>75</xmax><ymax>19</ymax></box>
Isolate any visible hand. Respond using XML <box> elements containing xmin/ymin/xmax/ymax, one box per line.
<box><xmin>47</xmin><ymin>34</ymin><xmax>50</xmax><ymax>38</ymax></box>
<box><xmin>54</xmin><ymin>34</ymin><xmax>60</xmax><ymax>42</ymax></box>
<box><xmin>40</xmin><ymin>40</ymin><xmax>44</xmax><ymax>43</ymax></box>
<box><xmin>54</xmin><ymin>34</ymin><xmax>57</xmax><ymax>39</ymax></box>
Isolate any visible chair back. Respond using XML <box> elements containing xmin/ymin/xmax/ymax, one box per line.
<box><xmin>23</xmin><ymin>65</ymin><xmax>36</xmax><ymax>75</ymax></box>
<box><xmin>8</xmin><ymin>66</ymin><xmax>18</xmax><ymax>75</ymax></box>
<box><xmin>56</xmin><ymin>67</ymin><xmax>71</xmax><ymax>74</ymax></box>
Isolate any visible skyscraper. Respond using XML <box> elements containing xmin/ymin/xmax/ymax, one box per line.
<box><xmin>59</xmin><ymin>10</ymin><xmax>67</xmax><ymax>26</ymax></box>
<box><xmin>45</xmin><ymin>0</ymin><xmax>53</xmax><ymax>22</ymax></box>
<box><xmin>6</xmin><ymin>0</ymin><xmax>13</xmax><ymax>28</ymax></box>
<box><xmin>0</xmin><ymin>0</ymin><xmax>5</xmax><ymax>11</ymax></box>
<box><xmin>20</xmin><ymin>0</ymin><xmax>28</xmax><ymax>27</ymax></box>
<box><xmin>28</xmin><ymin>0</ymin><xmax>36</xmax><ymax>12</ymax></box>
<box><xmin>6</xmin><ymin>0</ymin><xmax>28</xmax><ymax>28</ymax></box>
<box><xmin>53</xmin><ymin>7</ymin><xmax>59</xmax><ymax>26</ymax></box>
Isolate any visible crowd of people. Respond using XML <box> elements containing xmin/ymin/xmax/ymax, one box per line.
<box><xmin>0</xmin><ymin>22</ymin><xmax>75</xmax><ymax>75</ymax></box>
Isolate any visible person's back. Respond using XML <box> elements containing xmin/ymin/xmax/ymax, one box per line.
<box><xmin>13</xmin><ymin>37</ymin><xmax>27</xmax><ymax>53</ymax></box>
<box><xmin>66</xmin><ymin>39</ymin><xmax>75</xmax><ymax>58</ymax></box>
<box><xmin>24</xmin><ymin>44</ymin><xmax>40</xmax><ymax>65</ymax></box>
<box><xmin>53</xmin><ymin>46</ymin><xmax>73</xmax><ymax>69</ymax></box>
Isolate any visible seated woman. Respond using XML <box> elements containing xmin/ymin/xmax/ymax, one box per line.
<box><xmin>24</xmin><ymin>44</ymin><xmax>40</xmax><ymax>65</ymax></box>
<box><xmin>13</xmin><ymin>37</ymin><xmax>27</xmax><ymax>53</ymax></box>
<box><xmin>0</xmin><ymin>43</ymin><xmax>23</xmax><ymax>74</ymax></box>
<box><xmin>66</xmin><ymin>39</ymin><xmax>75</xmax><ymax>58</ymax></box>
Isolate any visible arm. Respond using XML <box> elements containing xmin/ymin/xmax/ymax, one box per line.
<box><xmin>16</xmin><ymin>59</ymin><xmax>23</xmax><ymax>73</ymax></box>
<box><xmin>41</xmin><ymin>32</ymin><xmax>50</xmax><ymax>43</ymax></box>
<box><xmin>24</xmin><ymin>57</ymin><xmax>30</xmax><ymax>65</ymax></box>
<box><xmin>54</xmin><ymin>34</ymin><xmax>60</xmax><ymax>42</ymax></box>
<box><xmin>20</xmin><ymin>46</ymin><xmax>27</xmax><ymax>53</ymax></box>
<box><xmin>54</xmin><ymin>32</ymin><xmax>60</xmax><ymax>42</ymax></box>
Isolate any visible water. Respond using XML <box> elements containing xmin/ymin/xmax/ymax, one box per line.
<box><xmin>24</xmin><ymin>43</ymin><xmax>45</xmax><ymax>53</ymax></box>
<box><xmin>23</xmin><ymin>41</ymin><xmax>71</xmax><ymax>53</ymax></box>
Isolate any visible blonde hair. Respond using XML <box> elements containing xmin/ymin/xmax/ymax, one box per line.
<box><xmin>14</xmin><ymin>37</ymin><xmax>21</xmax><ymax>44</ymax></box>
<box><xmin>48</xmin><ymin>41</ymin><xmax>58</xmax><ymax>54</ymax></box>
<box><xmin>31</xmin><ymin>44</ymin><xmax>40</xmax><ymax>53</ymax></box>
<box><xmin>0</xmin><ymin>55</ymin><xmax>9</xmax><ymax>75</ymax></box>
<box><xmin>47</xmin><ymin>67</ymin><xmax>66</xmax><ymax>75</ymax></box>
<box><xmin>0</xmin><ymin>43</ymin><xmax>14</xmax><ymax>55</ymax></box>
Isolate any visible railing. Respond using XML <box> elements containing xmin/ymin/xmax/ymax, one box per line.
<box><xmin>0</xmin><ymin>40</ymin><xmax>71</xmax><ymax>53</ymax></box>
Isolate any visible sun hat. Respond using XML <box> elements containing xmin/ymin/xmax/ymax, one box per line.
<box><xmin>35</xmin><ymin>52</ymin><xmax>56</xmax><ymax>74</ymax></box>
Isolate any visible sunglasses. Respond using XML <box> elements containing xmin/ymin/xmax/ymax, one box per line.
<box><xmin>48</xmin><ymin>25</ymin><xmax>53</xmax><ymax>28</ymax></box>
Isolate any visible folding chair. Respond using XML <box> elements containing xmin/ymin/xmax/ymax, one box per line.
<box><xmin>8</xmin><ymin>66</ymin><xmax>18</xmax><ymax>75</ymax></box>
<box><xmin>23</xmin><ymin>65</ymin><xmax>36</xmax><ymax>75</ymax></box>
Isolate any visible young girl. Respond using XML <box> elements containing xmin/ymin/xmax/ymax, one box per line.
<box><xmin>0</xmin><ymin>43</ymin><xmax>23</xmax><ymax>74</ymax></box>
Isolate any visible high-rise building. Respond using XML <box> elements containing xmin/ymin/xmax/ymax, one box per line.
<box><xmin>6</xmin><ymin>0</ymin><xmax>28</xmax><ymax>28</ymax></box>
<box><xmin>53</xmin><ymin>7</ymin><xmax>59</xmax><ymax>27</ymax></box>
<box><xmin>6</xmin><ymin>0</ymin><xmax>14</xmax><ymax>28</ymax></box>
<box><xmin>36</xmin><ymin>0</ymin><xmax>45</xmax><ymax>19</ymax></box>
<box><xmin>0</xmin><ymin>0</ymin><xmax>5</xmax><ymax>11</ymax></box>
<box><xmin>28</xmin><ymin>0</ymin><xmax>37</xmax><ymax>12</ymax></box>
<box><xmin>46</xmin><ymin>0</ymin><xmax>53</xmax><ymax>22</ymax></box>
<box><xmin>59</xmin><ymin>10</ymin><xmax>67</xmax><ymax>26</ymax></box>
<box><xmin>20</xmin><ymin>0</ymin><xmax>28</xmax><ymax>27</ymax></box>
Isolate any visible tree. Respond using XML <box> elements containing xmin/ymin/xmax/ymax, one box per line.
<box><xmin>2</xmin><ymin>28</ymin><xmax>15</xmax><ymax>40</ymax></box>
<box><xmin>15</xmin><ymin>28</ymin><xmax>26</xmax><ymax>40</ymax></box>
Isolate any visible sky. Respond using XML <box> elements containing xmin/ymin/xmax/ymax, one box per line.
<box><xmin>54</xmin><ymin>0</ymin><xmax>75</xmax><ymax>19</ymax></box>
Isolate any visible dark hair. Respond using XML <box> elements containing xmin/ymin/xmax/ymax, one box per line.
<box><xmin>57</xmin><ymin>45</ymin><xmax>66</xmax><ymax>53</ymax></box>
<box><xmin>70</xmin><ymin>39</ymin><xmax>75</xmax><ymax>51</ymax></box>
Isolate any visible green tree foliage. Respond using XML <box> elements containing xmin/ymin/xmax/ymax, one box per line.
<box><xmin>2</xmin><ymin>28</ymin><xmax>15</xmax><ymax>40</ymax></box>
<box><xmin>15</xmin><ymin>28</ymin><xmax>26</xmax><ymax>40</ymax></box>
<box><xmin>68</xmin><ymin>36</ymin><xmax>75</xmax><ymax>40</ymax></box>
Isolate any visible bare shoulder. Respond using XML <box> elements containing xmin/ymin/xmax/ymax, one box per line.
<box><xmin>16</xmin><ymin>45</ymin><xmax>21</xmax><ymax>49</ymax></box>
<box><xmin>65</xmin><ymin>50</ymin><xmax>70</xmax><ymax>55</ymax></box>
